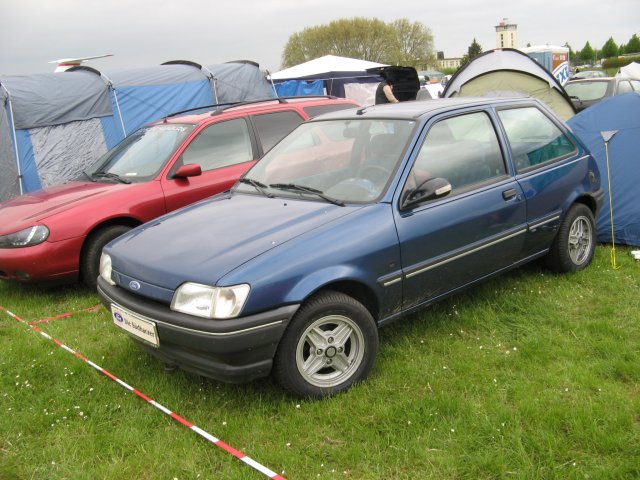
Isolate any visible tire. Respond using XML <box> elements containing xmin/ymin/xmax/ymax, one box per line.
<box><xmin>273</xmin><ymin>291</ymin><xmax>378</xmax><ymax>399</ymax></box>
<box><xmin>545</xmin><ymin>203</ymin><xmax>595</xmax><ymax>273</ymax></box>
<box><xmin>80</xmin><ymin>225</ymin><xmax>131</xmax><ymax>289</ymax></box>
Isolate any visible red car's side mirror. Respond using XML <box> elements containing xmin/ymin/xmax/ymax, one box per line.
<box><xmin>173</xmin><ymin>164</ymin><xmax>202</xmax><ymax>179</ymax></box>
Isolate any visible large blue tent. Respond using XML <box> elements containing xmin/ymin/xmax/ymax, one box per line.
<box><xmin>0</xmin><ymin>61</ymin><xmax>272</xmax><ymax>201</ymax></box>
<box><xmin>567</xmin><ymin>92</ymin><xmax>640</xmax><ymax>246</ymax></box>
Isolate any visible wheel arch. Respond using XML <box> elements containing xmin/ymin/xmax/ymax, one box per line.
<box><xmin>298</xmin><ymin>278</ymin><xmax>380</xmax><ymax>323</ymax></box>
<box><xmin>79</xmin><ymin>217</ymin><xmax>142</xmax><ymax>265</ymax></box>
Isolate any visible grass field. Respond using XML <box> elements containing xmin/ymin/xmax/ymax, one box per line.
<box><xmin>1</xmin><ymin>245</ymin><xmax>639</xmax><ymax>479</ymax></box>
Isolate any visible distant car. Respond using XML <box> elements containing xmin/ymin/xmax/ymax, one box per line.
<box><xmin>564</xmin><ymin>77</ymin><xmax>640</xmax><ymax>111</ymax></box>
<box><xmin>0</xmin><ymin>96</ymin><xmax>359</xmax><ymax>287</ymax></box>
<box><xmin>570</xmin><ymin>70</ymin><xmax>607</xmax><ymax>80</ymax></box>
<box><xmin>98</xmin><ymin>97</ymin><xmax>603</xmax><ymax>398</ymax></box>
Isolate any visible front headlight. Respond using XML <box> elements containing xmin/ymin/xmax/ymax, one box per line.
<box><xmin>99</xmin><ymin>253</ymin><xmax>115</xmax><ymax>285</ymax></box>
<box><xmin>0</xmin><ymin>225</ymin><xmax>49</xmax><ymax>248</ymax></box>
<box><xmin>171</xmin><ymin>282</ymin><xmax>250</xmax><ymax>319</ymax></box>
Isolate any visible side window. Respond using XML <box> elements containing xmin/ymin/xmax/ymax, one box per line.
<box><xmin>252</xmin><ymin>111</ymin><xmax>305</xmax><ymax>153</ymax></box>
<box><xmin>497</xmin><ymin>107</ymin><xmax>576</xmax><ymax>172</ymax></box>
<box><xmin>631</xmin><ymin>80</ymin><xmax>640</xmax><ymax>91</ymax></box>
<box><xmin>409</xmin><ymin>111</ymin><xmax>506</xmax><ymax>193</ymax></box>
<box><xmin>181</xmin><ymin>118</ymin><xmax>253</xmax><ymax>172</ymax></box>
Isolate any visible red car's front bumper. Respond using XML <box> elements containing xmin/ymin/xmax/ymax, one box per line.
<box><xmin>0</xmin><ymin>236</ymin><xmax>83</xmax><ymax>284</ymax></box>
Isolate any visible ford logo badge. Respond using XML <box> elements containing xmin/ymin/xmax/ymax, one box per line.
<box><xmin>129</xmin><ymin>280</ymin><xmax>141</xmax><ymax>291</ymax></box>
<box><xmin>114</xmin><ymin>312</ymin><xmax>124</xmax><ymax>322</ymax></box>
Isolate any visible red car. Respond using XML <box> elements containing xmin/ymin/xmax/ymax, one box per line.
<box><xmin>0</xmin><ymin>96</ymin><xmax>359</xmax><ymax>287</ymax></box>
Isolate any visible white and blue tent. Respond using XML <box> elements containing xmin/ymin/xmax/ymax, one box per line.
<box><xmin>567</xmin><ymin>92</ymin><xmax>640</xmax><ymax>246</ymax></box>
<box><xmin>0</xmin><ymin>60</ymin><xmax>272</xmax><ymax>201</ymax></box>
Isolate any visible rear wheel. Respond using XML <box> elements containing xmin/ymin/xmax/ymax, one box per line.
<box><xmin>274</xmin><ymin>291</ymin><xmax>378</xmax><ymax>399</ymax></box>
<box><xmin>545</xmin><ymin>204</ymin><xmax>595</xmax><ymax>273</ymax></box>
<box><xmin>80</xmin><ymin>225</ymin><xmax>131</xmax><ymax>289</ymax></box>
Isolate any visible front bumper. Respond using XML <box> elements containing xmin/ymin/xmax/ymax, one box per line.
<box><xmin>0</xmin><ymin>236</ymin><xmax>82</xmax><ymax>284</ymax></box>
<box><xmin>97</xmin><ymin>277</ymin><xmax>299</xmax><ymax>383</ymax></box>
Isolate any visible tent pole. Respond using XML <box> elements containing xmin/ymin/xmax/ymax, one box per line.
<box><xmin>200</xmin><ymin>66</ymin><xmax>219</xmax><ymax>104</ymax></box>
<box><xmin>1</xmin><ymin>83</ymin><xmax>23</xmax><ymax>195</ymax></box>
<box><xmin>265</xmin><ymin>70</ymin><xmax>278</xmax><ymax>97</ymax></box>
<box><xmin>98</xmin><ymin>73</ymin><xmax>127</xmax><ymax>138</ymax></box>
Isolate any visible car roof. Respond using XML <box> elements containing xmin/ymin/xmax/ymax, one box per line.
<box><xmin>158</xmin><ymin>96</ymin><xmax>358</xmax><ymax>125</ymax></box>
<box><xmin>313</xmin><ymin>96</ymin><xmax>541</xmax><ymax>121</ymax></box>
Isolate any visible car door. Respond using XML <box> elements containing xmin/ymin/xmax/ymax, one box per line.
<box><xmin>161</xmin><ymin>117</ymin><xmax>258</xmax><ymax>212</ymax></box>
<box><xmin>496</xmin><ymin>105</ymin><xmax>584</xmax><ymax>256</ymax></box>
<box><xmin>394</xmin><ymin>110</ymin><xmax>527</xmax><ymax>309</ymax></box>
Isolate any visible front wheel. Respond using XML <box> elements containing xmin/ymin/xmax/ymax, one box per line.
<box><xmin>545</xmin><ymin>203</ymin><xmax>596</xmax><ymax>273</ymax></box>
<box><xmin>273</xmin><ymin>291</ymin><xmax>378</xmax><ymax>399</ymax></box>
<box><xmin>80</xmin><ymin>225</ymin><xmax>132</xmax><ymax>289</ymax></box>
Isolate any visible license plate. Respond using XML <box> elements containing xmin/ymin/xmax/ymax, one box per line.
<box><xmin>111</xmin><ymin>304</ymin><xmax>159</xmax><ymax>347</ymax></box>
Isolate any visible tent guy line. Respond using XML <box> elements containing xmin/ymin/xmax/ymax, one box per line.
<box><xmin>0</xmin><ymin>304</ymin><xmax>288</xmax><ymax>480</ymax></box>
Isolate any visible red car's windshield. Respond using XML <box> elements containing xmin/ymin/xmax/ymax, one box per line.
<box><xmin>86</xmin><ymin>124</ymin><xmax>195</xmax><ymax>183</ymax></box>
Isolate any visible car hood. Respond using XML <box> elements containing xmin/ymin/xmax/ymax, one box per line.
<box><xmin>0</xmin><ymin>181</ymin><xmax>124</xmax><ymax>233</ymax></box>
<box><xmin>108</xmin><ymin>193</ymin><xmax>362</xmax><ymax>292</ymax></box>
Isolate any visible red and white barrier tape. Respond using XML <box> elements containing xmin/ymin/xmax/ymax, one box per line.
<box><xmin>1</xmin><ymin>305</ymin><xmax>287</xmax><ymax>480</ymax></box>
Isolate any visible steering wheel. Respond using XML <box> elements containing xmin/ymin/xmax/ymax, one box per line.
<box><xmin>359</xmin><ymin>164</ymin><xmax>391</xmax><ymax>184</ymax></box>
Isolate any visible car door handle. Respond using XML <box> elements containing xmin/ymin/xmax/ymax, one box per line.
<box><xmin>502</xmin><ymin>188</ymin><xmax>518</xmax><ymax>201</ymax></box>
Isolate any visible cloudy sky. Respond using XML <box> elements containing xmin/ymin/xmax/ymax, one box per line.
<box><xmin>1</xmin><ymin>0</ymin><xmax>638</xmax><ymax>75</ymax></box>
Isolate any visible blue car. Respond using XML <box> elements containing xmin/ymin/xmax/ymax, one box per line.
<box><xmin>98</xmin><ymin>97</ymin><xmax>603</xmax><ymax>398</ymax></box>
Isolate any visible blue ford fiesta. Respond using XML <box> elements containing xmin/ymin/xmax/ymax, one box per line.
<box><xmin>98</xmin><ymin>97</ymin><xmax>603</xmax><ymax>398</ymax></box>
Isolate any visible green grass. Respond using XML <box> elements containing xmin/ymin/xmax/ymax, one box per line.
<box><xmin>1</xmin><ymin>245</ymin><xmax>639</xmax><ymax>479</ymax></box>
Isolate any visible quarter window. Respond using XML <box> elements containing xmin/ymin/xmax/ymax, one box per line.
<box><xmin>409</xmin><ymin>111</ymin><xmax>506</xmax><ymax>193</ymax></box>
<box><xmin>498</xmin><ymin>107</ymin><xmax>576</xmax><ymax>172</ymax></box>
<box><xmin>181</xmin><ymin>119</ymin><xmax>253</xmax><ymax>171</ymax></box>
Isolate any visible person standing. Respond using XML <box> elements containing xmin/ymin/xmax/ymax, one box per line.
<box><xmin>375</xmin><ymin>77</ymin><xmax>399</xmax><ymax>104</ymax></box>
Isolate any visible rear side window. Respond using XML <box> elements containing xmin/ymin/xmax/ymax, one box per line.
<box><xmin>303</xmin><ymin>104</ymin><xmax>355</xmax><ymax>118</ymax></box>
<box><xmin>252</xmin><ymin>111</ymin><xmax>305</xmax><ymax>153</ymax></box>
<box><xmin>181</xmin><ymin>118</ymin><xmax>253</xmax><ymax>171</ymax></box>
<box><xmin>498</xmin><ymin>107</ymin><xmax>576</xmax><ymax>173</ymax></box>
<box><xmin>617</xmin><ymin>80</ymin><xmax>634</xmax><ymax>94</ymax></box>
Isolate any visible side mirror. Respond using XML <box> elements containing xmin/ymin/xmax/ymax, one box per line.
<box><xmin>401</xmin><ymin>177</ymin><xmax>452</xmax><ymax>210</ymax></box>
<box><xmin>173</xmin><ymin>163</ymin><xmax>202</xmax><ymax>179</ymax></box>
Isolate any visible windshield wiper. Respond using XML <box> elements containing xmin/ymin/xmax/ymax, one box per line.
<box><xmin>239</xmin><ymin>177</ymin><xmax>274</xmax><ymax>198</ymax></box>
<box><xmin>269</xmin><ymin>183</ymin><xmax>345</xmax><ymax>206</ymax></box>
<box><xmin>92</xmin><ymin>172</ymin><xmax>132</xmax><ymax>184</ymax></box>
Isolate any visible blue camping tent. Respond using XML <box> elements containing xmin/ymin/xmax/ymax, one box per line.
<box><xmin>567</xmin><ymin>92</ymin><xmax>640</xmax><ymax>246</ymax></box>
<box><xmin>0</xmin><ymin>61</ymin><xmax>273</xmax><ymax>201</ymax></box>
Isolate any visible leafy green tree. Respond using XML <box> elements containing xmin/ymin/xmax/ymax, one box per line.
<box><xmin>625</xmin><ymin>33</ymin><xmax>640</xmax><ymax>54</ymax></box>
<box><xmin>387</xmin><ymin>18</ymin><xmax>435</xmax><ymax>69</ymax></box>
<box><xmin>564</xmin><ymin>42</ymin><xmax>577</xmax><ymax>63</ymax></box>
<box><xmin>281</xmin><ymin>17</ymin><xmax>435</xmax><ymax>69</ymax></box>
<box><xmin>618</xmin><ymin>43</ymin><xmax>626</xmax><ymax>56</ymax></box>
<box><xmin>600</xmin><ymin>37</ymin><xmax>619</xmax><ymax>59</ymax></box>
<box><xmin>460</xmin><ymin>38</ymin><xmax>483</xmax><ymax>66</ymax></box>
<box><xmin>578</xmin><ymin>41</ymin><xmax>595</xmax><ymax>64</ymax></box>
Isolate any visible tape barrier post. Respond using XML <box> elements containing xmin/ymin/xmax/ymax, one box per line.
<box><xmin>1</xmin><ymin>305</ymin><xmax>287</xmax><ymax>480</ymax></box>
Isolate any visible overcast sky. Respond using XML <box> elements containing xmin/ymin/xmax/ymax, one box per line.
<box><xmin>1</xmin><ymin>0</ymin><xmax>638</xmax><ymax>75</ymax></box>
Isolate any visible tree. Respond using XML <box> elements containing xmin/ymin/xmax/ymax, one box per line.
<box><xmin>625</xmin><ymin>33</ymin><xmax>640</xmax><ymax>54</ymax></box>
<box><xmin>600</xmin><ymin>37</ymin><xmax>619</xmax><ymax>59</ymax></box>
<box><xmin>564</xmin><ymin>42</ymin><xmax>577</xmax><ymax>63</ymax></box>
<box><xmin>578</xmin><ymin>41</ymin><xmax>595</xmax><ymax>64</ymax></box>
<box><xmin>387</xmin><ymin>18</ymin><xmax>435</xmax><ymax>69</ymax></box>
<box><xmin>460</xmin><ymin>38</ymin><xmax>483</xmax><ymax>66</ymax></box>
<box><xmin>281</xmin><ymin>17</ymin><xmax>436</xmax><ymax>69</ymax></box>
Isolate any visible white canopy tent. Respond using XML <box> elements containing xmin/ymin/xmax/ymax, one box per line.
<box><xmin>269</xmin><ymin>55</ymin><xmax>387</xmax><ymax>80</ymax></box>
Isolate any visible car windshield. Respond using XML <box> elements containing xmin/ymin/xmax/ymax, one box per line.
<box><xmin>564</xmin><ymin>80</ymin><xmax>609</xmax><ymax>101</ymax></box>
<box><xmin>235</xmin><ymin>118</ymin><xmax>415</xmax><ymax>204</ymax></box>
<box><xmin>86</xmin><ymin>124</ymin><xmax>195</xmax><ymax>183</ymax></box>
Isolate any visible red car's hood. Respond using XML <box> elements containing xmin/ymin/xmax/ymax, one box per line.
<box><xmin>0</xmin><ymin>181</ymin><xmax>125</xmax><ymax>234</ymax></box>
